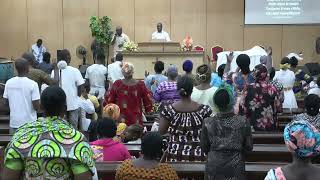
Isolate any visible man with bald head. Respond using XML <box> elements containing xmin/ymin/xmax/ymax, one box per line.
<box><xmin>151</xmin><ymin>22</ymin><xmax>171</xmax><ymax>42</ymax></box>
<box><xmin>111</xmin><ymin>26</ymin><xmax>130</xmax><ymax>57</ymax></box>
<box><xmin>3</xmin><ymin>58</ymin><xmax>40</xmax><ymax>133</ymax></box>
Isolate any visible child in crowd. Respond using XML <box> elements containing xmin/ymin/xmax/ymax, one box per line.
<box><xmin>78</xmin><ymin>83</ymin><xmax>100</xmax><ymax>141</ymax></box>
<box><xmin>103</xmin><ymin>103</ymin><xmax>127</xmax><ymax>142</ymax></box>
<box><xmin>90</xmin><ymin>117</ymin><xmax>131</xmax><ymax>161</ymax></box>
<box><xmin>123</xmin><ymin>124</ymin><xmax>144</xmax><ymax>144</ymax></box>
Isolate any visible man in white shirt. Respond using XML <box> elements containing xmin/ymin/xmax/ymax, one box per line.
<box><xmin>51</xmin><ymin>49</ymin><xmax>85</xmax><ymax>129</ymax></box>
<box><xmin>85</xmin><ymin>52</ymin><xmax>107</xmax><ymax>99</ymax></box>
<box><xmin>111</xmin><ymin>26</ymin><xmax>130</xmax><ymax>57</ymax></box>
<box><xmin>3</xmin><ymin>58</ymin><xmax>40</xmax><ymax>133</ymax></box>
<box><xmin>31</xmin><ymin>39</ymin><xmax>46</xmax><ymax>64</ymax></box>
<box><xmin>108</xmin><ymin>53</ymin><xmax>124</xmax><ymax>83</ymax></box>
<box><xmin>151</xmin><ymin>23</ymin><xmax>171</xmax><ymax>42</ymax></box>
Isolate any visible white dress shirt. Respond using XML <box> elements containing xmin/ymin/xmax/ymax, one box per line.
<box><xmin>85</xmin><ymin>64</ymin><xmax>108</xmax><ymax>99</ymax></box>
<box><xmin>107</xmin><ymin>61</ymin><xmax>124</xmax><ymax>83</ymax></box>
<box><xmin>31</xmin><ymin>44</ymin><xmax>46</xmax><ymax>63</ymax></box>
<box><xmin>51</xmin><ymin>66</ymin><xmax>85</xmax><ymax>111</ymax></box>
<box><xmin>113</xmin><ymin>33</ymin><xmax>130</xmax><ymax>56</ymax></box>
<box><xmin>151</xmin><ymin>31</ymin><xmax>171</xmax><ymax>42</ymax></box>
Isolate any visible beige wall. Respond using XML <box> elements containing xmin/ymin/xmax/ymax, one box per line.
<box><xmin>1</xmin><ymin>0</ymin><xmax>319</xmax><ymax>67</ymax></box>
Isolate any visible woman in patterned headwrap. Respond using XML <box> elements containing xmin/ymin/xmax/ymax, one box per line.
<box><xmin>103</xmin><ymin>103</ymin><xmax>127</xmax><ymax>141</ymax></box>
<box><xmin>201</xmin><ymin>83</ymin><xmax>252</xmax><ymax>180</ymax></box>
<box><xmin>264</xmin><ymin>120</ymin><xmax>320</xmax><ymax>180</ymax></box>
<box><xmin>105</xmin><ymin>62</ymin><xmax>153</xmax><ymax>126</ymax></box>
<box><xmin>273</xmin><ymin>57</ymin><xmax>298</xmax><ymax>109</ymax></box>
<box><xmin>240</xmin><ymin>64</ymin><xmax>280</xmax><ymax>131</ymax></box>
<box><xmin>2</xmin><ymin>86</ymin><xmax>96</xmax><ymax>180</ymax></box>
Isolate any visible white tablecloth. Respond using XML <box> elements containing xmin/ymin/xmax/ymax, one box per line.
<box><xmin>216</xmin><ymin>46</ymin><xmax>267</xmax><ymax>72</ymax></box>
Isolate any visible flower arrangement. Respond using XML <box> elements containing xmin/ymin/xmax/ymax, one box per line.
<box><xmin>181</xmin><ymin>36</ymin><xmax>193</xmax><ymax>51</ymax></box>
<box><xmin>123</xmin><ymin>41</ymin><xmax>139</xmax><ymax>52</ymax></box>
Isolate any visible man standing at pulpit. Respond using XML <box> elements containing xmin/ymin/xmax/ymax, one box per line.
<box><xmin>111</xmin><ymin>26</ymin><xmax>130</xmax><ymax>57</ymax></box>
<box><xmin>151</xmin><ymin>23</ymin><xmax>171</xmax><ymax>42</ymax></box>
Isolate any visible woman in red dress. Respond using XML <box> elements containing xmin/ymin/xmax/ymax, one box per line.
<box><xmin>105</xmin><ymin>62</ymin><xmax>153</xmax><ymax>126</ymax></box>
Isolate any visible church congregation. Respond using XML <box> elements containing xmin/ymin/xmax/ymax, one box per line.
<box><xmin>1</xmin><ymin>1</ymin><xmax>320</xmax><ymax>180</ymax></box>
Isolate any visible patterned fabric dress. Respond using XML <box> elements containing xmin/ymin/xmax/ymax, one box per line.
<box><xmin>293</xmin><ymin>113</ymin><xmax>320</xmax><ymax>129</ymax></box>
<box><xmin>106</xmin><ymin>80</ymin><xmax>153</xmax><ymax>126</ymax></box>
<box><xmin>201</xmin><ymin>113</ymin><xmax>252</xmax><ymax>180</ymax></box>
<box><xmin>240</xmin><ymin>65</ymin><xmax>280</xmax><ymax>131</ymax></box>
<box><xmin>115</xmin><ymin>159</ymin><xmax>179</xmax><ymax>180</ymax></box>
<box><xmin>161</xmin><ymin>104</ymin><xmax>212</xmax><ymax>162</ymax></box>
<box><xmin>4</xmin><ymin>116</ymin><xmax>96</xmax><ymax>180</ymax></box>
<box><xmin>153</xmin><ymin>81</ymin><xmax>180</xmax><ymax>104</ymax></box>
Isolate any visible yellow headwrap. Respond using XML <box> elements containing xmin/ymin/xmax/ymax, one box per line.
<box><xmin>280</xmin><ymin>63</ymin><xmax>290</xmax><ymax>70</ymax></box>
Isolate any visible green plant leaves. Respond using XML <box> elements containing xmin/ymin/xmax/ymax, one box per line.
<box><xmin>89</xmin><ymin>16</ymin><xmax>112</xmax><ymax>46</ymax></box>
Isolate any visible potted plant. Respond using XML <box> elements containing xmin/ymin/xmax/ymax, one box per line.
<box><xmin>89</xmin><ymin>16</ymin><xmax>113</xmax><ymax>63</ymax></box>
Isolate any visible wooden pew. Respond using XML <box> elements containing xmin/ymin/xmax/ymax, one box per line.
<box><xmin>96</xmin><ymin>161</ymin><xmax>318</xmax><ymax>180</ymax></box>
<box><xmin>96</xmin><ymin>161</ymin><xmax>205</xmax><ymax>179</ymax></box>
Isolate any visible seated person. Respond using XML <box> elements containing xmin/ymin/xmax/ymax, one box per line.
<box><xmin>115</xmin><ymin>132</ymin><xmax>179</xmax><ymax>180</ymax></box>
<box><xmin>2</xmin><ymin>86</ymin><xmax>96</xmax><ymax>179</ymax></box>
<box><xmin>103</xmin><ymin>103</ymin><xmax>127</xmax><ymax>142</ymax></box>
<box><xmin>123</xmin><ymin>124</ymin><xmax>143</xmax><ymax>144</ymax></box>
<box><xmin>293</xmin><ymin>94</ymin><xmax>320</xmax><ymax>129</ymax></box>
<box><xmin>308</xmin><ymin>78</ymin><xmax>320</xmax><ymax>97</ymax></box>
<box><xmin>90</xmin><ymin>117</ymin><xmax>131</xmax><ymax>162</ymax></box>
<box><xmin>265</xmin><ymin>120</ymin><xmax>320</xmax><ymax>180</ymax></box>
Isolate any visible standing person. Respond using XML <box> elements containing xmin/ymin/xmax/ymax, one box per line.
<box><xmin>151</xmin><ymin>23</ymin><xmax>171</xmax><ymax>42</ymax></box>
<box><xmin>159</xmin><ymin>75</ymin><xmax>212</xmax><ymax>162</ymax></box>
<box><xmin>2</xmin><ymin>86</ymin><xmax>96</xmax><ymax>179</ymax></box>
<box><xmin>3</xmin><ymin>58</ymin><xmax>40</xmax><ymax>134</ymax></box>
<box><xmin>111</xmin><ymin>26</ymin><xmax>130</xmax><ymax>57</ymax></box>
<box><xmin>115</xmin><ymin>132</ymin><xmax>179</xmax><ymax>180</ymax></box>
<box><xmin>191</xmin><ymin>64</ymin><xmax>217</xmax><ymax>111</ymax></box>
<box><xmin>105</xmin><ymin>62</ymin><xmax>153</xmax><ymax>126</ymax></box>
<box><xmin>31</xmin><ymin>39</ymin><xmax>46</xmax><ymax>64</ymax></box>
<box><xmin>182</xmin><ymin>60</ymin><xmax>198</xmax><ymax>85</ymax></box>
<box><xmin>273</xmin><ymin>57</ymin><xmax>298</xmax><ymax>109</ymax></box>
<box><xmin>228</xmin><ymin>54</ymin><xmax>255</xmax><ymax>114</ymax></box>
<box><xmin>311</xmin><ymin>37</ymin><xmax>320</xmax><ymax>63</ymax></box>
<box><xmin>153</xmin><ymin>65</ymin><xmax>180</xmax><ymax>104</ymax></box>
<box><xmin>144</xmin><ymin>61</ymin><xmax>168</xmax><ymax>94</ymax></box>
<box><xmin>210</xmin><ymin>64</ymin><xmax>225</xmax><ymax>87</ymax></box>
<box><xmin>201</xmin><ymin>84</ymin><xmax>252</xmax><ymax>180</ymax></box>
<box><xmin>39</xmin><ymin>52</ymin><xmax>53</xmax><ymax>74</ymax></box>
<box><xmin>108</xmin><ymin>53</ymin><xmax>124</xmax><ymax>83</ymax></box>
<box><xmin>293</xmin><ymin>94</ymin><xmax>320</xmax><ymax>129</ymax></box>
<box><xmin>51</xmin><ymin>49</ymin><xmax>85</xmax><ymax>129</ymax></box>
<box><xmin>264</xmin><ymin>120</ymin><xmax>320</xmax><ymax>180</ymax></box>
<box><xmin>288</xmin><ymin>55</ymin><xmax>314</xmax><ymax>98</ymax></box>
<box><xmin>22</xmin><ymin>52</ymin><xmax>57</xmax><ymax>90</ymax></box>
<box><xmin>85</xmin><ymin>52</ymin><xmax>108</xmax><ymax>99</ymax></box>
<box><xmin>240</xmin><ymin>64</ymin><xmax>279</xmax><ymax>131</ymax></box>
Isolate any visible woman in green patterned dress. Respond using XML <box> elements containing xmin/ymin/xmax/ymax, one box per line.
<box><xmin>3</xmin><ymin>86</ymin><xmax>96</xmax><ymax>180</ymax></box>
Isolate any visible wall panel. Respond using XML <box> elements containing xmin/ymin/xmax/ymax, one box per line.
<box><xmin>27</xmin><ymin>0</ymin><xmax>63</xmax><ymax>59</ymax></box>
<box><xmin>63</xmin><ymin>0</ymin><xmax>99</xmax><ymax>67</ymax></box>
<box><xmin>171</xmin><ymin>0</ymin><xmax>206</xmax><ymax>49</ymax></box>
<box><xmin>282</xmin><ymin>26</ymin><xmax>320</xmax><ymax>64</ymax></box>
<box><xmin>244</xmin><ymin>26</ymin><xmax>283</xmax><ymax>67</ymax></box>
<box><xmin>135</xmin><ymin>0</ymin><xmax>171</xmax><ymax>42</ymax></box>
<box><xmin>0</xmin><ymin>0</ymin><xmax>28</xmax><ymax>59</ymax></box>
<box><xmin>207</xmin><ymin>0</ymin><xmax>244</xmax><ymax>55</ymax></box>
